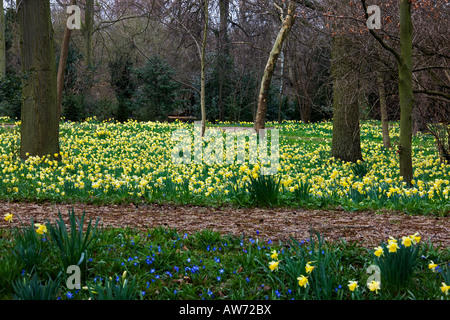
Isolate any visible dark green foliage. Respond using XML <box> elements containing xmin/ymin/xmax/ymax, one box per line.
<box><xmin>294</xmin><ymin>180</ymin><xmax>311</xmax><ymax>201</ymax></box>
<box><xmin>62</xmin><ymin>94</ymin><xmax>84</xmax><ymax>122</ymax></box>
<box><xmin>12</xmin><ymin>273</ymin><xmax>61</xmax><ymax>300</ymax></box>
<box><xmin>246</xmin><ymin>174</ymin><xmax>281</xmax><ymax>207</ymax></box>
<box><xmin>87</xmin><ymin>275</ymin><xmax>138</xmax><ymax>300</ymax></box>
<box><xmin>0</xmin><ymin>72</ymin><xmax>22</xmax><ymax>120</ymax></box>
<box><xmin>11</xmin><ymin>218</ymin><xmax>48</xmax><ymax>273</ymax></box>
<box><xmin>132</xmin><ymin>56</ymin><xmax>183</xmax><ymax>121</ymax></box>
<box><xmin>45</xmin><ymin>208</ymin><xmax>100</xmax><ymax>274</ymax></box>
<box><xmin>109</xmin><ymin>53</ymin><xmax>135</xmax><ymax>122</ymax></box>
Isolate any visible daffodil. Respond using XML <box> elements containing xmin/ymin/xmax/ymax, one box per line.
<box><xmin>305</xmin><ymin>262</ymin><xmax>315</xmax><ymax>274</ymax></box>
<box><xmin>428</xmin><ymin>261</ymin><xmax>438</xmax><ymax>271</ymax></box>
<box><xmin>441</xmin><ymin>283</ymin><xmax>450</xmax><ymax>295</ymax></box>
<box><xmin>348</xmin><ymin>280</ymin><xmax>358</xmax><ymax>292</ymax></box>
<box><xmin>401</xmin><ymin>236</ymin><xmax>412</xmax><ymax>247</ymax></box>
<box><xmin>374</xmin><ymin>246</ymin><xmax>384</xmax><ymax>257</ymax></box>
<box><xmin>269</xmin><ymin>260</ymin><xmax>279</xmax><ymax>272</ymax></box>
<box><xmin>35</xmin><ymin>223</ymin><xmax>47</xmax><ymax>235</ymax></box>
<box><xmin>367</xmin><ymin>280</ymin><xmax>381</xmax><ymax>293</ymax></box>
<box><xmin>297</xmin><ymin>275</ymin><xmax>309</xmax><ymax>288</ymax></box>
<box><xmin>387</xmin><ymin>241</ymin><xmax>399</xmax><ymax>253</ymax></box>
<box><xmin>270</xmin><ymin>250</ymin><xmax>278</xmax><ymax>260</ymax></box>
<box><xmin>4</xmin><ymin>213</ymin><xmax>13</xmax><ymax>223</ymax></box>
<box><xmin>409</xmin><ymin>233</ymin><xmax>421</xmax><ymax>244</ymax></box>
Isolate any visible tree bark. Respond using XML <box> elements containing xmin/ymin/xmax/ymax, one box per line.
<box><xmin>0</xmin><ymin>0</ymin><xmax>5</xmax><ymax>77</ymax></box>
<box><xmin>254</xmin><ymin>0</ymin><xmax>296</xmax><ymax>132</ymax></box>
<box><xmin>377</xmin><ymin>70</ymin><xmax>391</xmax><ymax>148</ymax></box>
<box><xmin>398</xmin><ymin>0</ymin><xmax>414</xmax><ymax>185</ymax></box>
<box><xmin>84</xmin><ymin>0</ymin><xmax>94</xmax><ymax>68</ymax></box>
<box><xmin>57</xmin><ymin>0</ymin><xmax>77</xmax><ymax>121</ymax></box>
<box><xmin>331</xmin><ymin>35</ymin><xmax>363</xmax><ymax>163</ymax></box>
<box><xmin>18</xmin><ymin>0</ymin><xmax>60</xmax><ymax>160</ymax></box>
<box><xmin>218</xmin><ymin>0</ymin><xmax>229</xmax><ymax>122</ymax></box>
<box><xmin>200</xmin><ymin>0</ymin><xmax>209</xmax><ymax>136</ymax></box>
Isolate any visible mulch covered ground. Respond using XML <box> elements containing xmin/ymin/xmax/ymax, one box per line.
<box><xmin>1</xmin><ymin>201</ymin><xmax>449</xmax><ymax>249</ymax></box>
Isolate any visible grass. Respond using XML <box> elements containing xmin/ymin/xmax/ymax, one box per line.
<box><xmin>0</xmin><ymin>118</ymin><xmax>449</xmax><ymax>301</ymax></box>
<box><xmin>0</xmin><ymin>208</ymin><xmax>449</xmax><ymax>300</ymax></box>
<box><xmin>0</xmin><ymin>118</ymin><xmax>448</xmax><ymax>215</ymax></box>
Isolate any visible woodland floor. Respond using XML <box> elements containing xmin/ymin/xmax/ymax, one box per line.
<box><xmin>1</xmin><ymin>201</ymin><xmax>449</xmax><ymax>249</ymax></box>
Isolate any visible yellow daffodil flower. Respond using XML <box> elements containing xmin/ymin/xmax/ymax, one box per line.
<box><xmin>367</xmin><ymin>280</ymin><xmax>381</xmax><ymax>293</ymax></box>
<box><xmin>269</xmin><ymin>260</ymin><xmax>279</xmax><ymax>272</ymax></box>
<box><xmin>401</xmin><ymin>236</ymin><xmax>412</xmax><ymax>247</ymax></box>
<box><xmin>409</xmin><ymin>233</ymin><xmax>421</xmax><ymax>244</ymax></box>
<box><xmin>441</xmin><ymin>283</ymin><xmax>450</xmax><ymax>295</ymax></box>
<box><xmin>297</xmin><ymin>275</ymin><xmax>309</xmax><ymax>288</ymax></box>
<box><xmin>270</xmin><ymin>250</ymin><xmax>278</xmax><ymax>260</ymax></box>
<box><xmin>348</xmin><ymin>280</ymin><xmax>359</xmax><ymax>292</ymax></box>
<box><xmin>374</xmin><ymin>246</ymin><xmax>384</xmax><ymax>257</ymax></box>
<box><xmin>4</xmin><ymin>213</ymin><xmax>13</xmax><ymax>223</ymax></box>
<box><xmin>305</xmin><ymin>262</ymin><xmax>315</xmax><ymax>274</ymax></box>
<box><xmin>387</xmin><ymin>241</ymin><xmax>399</xmax><ymax>253</ymax></box>
<box><xmin>428</xmin><ymin>261</ymin><xmax>438</xmax><ymax>271</ymax></box>
<box><xmin>35</xmin><ymin>223</ymin><xmax>47</xmax><ymax>235</ymax></box>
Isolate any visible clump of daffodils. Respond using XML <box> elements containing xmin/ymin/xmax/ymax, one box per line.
<box><xmin>372</xmin><ymin>233</ymin><xmax>421</xmax><ymax>293</ymax></box>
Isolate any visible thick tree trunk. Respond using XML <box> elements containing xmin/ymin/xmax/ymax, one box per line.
<box><xmin>57</xmin><ymin>0</ymin><xmax>77</xmax><ymax>122</ymax></box>
<box><xmin>398</xmin><ymin>0</ymin><xmax>414</xmax><ymax>185</ymax></box>
<box><xmin>18</xmin><ymin>0</ymin><xmax>60</xmax><ymax>160</ymax></box>
<box><xmin>254</xmin><ymin>0</ymin><xmax>296</xmax><ymax>132</ymax></box>
<box><xmin>0</xmin><ymin>0</ymin><xmax>5</xmax><ymax>77</ymax></box>
<box><xmin>377</xmin><ymin>71</ymin><xmax>391</xmax><ymax>148</ymax></box>
<box><xmin>331</xmin><ymin>35</ymin><xmax>363</xmax><ymax>163</ymax></box>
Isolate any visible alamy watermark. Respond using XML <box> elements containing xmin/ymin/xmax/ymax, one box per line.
<box><xmin>171</xmin><ymin>122</ymin><xmax>279</xmax><ymax>175</ymax></box>
<box><xmin>66</xmin><ymin>5</ymin><xmax>81</xmax><ymax>30</ymax></box>
<box><xmin>366</xmin><ymin>5</ymin><xmax>381</xmax><ymax>30</ymax></box>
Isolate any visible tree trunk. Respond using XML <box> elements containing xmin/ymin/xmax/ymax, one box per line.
<box><xmin>331</xmin><ymin>35</ymin><xmax>363</xmax><ymax>163</ymax></box>
<box><xmin>84</xmin><ymin>0</ymin><xmax>94</xmax><ymax>68</ymax></box>
<box><xmin>18</xmin><ymin>0</ymin><xmax>60</xmax><ymax>160</ymax></box>
<box><xmin>200</xmin><ymin>0</ymin><xmax>209</xmax><ymax>136</ymax></box>
<box><xmin>377</xmin><ymin>70</ymin><xmax>391</xmax><ymax>148</ymax></box>
<box><xmin>57</xmin><ymin>0</ymin><xmax>77</xmax><ymax>121</ymax></box>
<box><xmin>0</xmin><ymin>0</ymin><xmax>5</xmax><ymax>77</ymax></box>
<box><xmin>218</xmin><ymin>0</ymin><xmax>229</xmax><ymax>122</ymax></box>
<box><xmin>254</xmin><ymin>0</ymin><xmax>296</xmax><ymax>132</ymax></box>
<box><xmin>398</xmin><ymin>0</ymin><xmax>414</xmax><ymax>185</ymax></box>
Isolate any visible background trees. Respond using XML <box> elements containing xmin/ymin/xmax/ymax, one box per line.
<box><xmin>0</xmin><ymin>0</ymin><xmax>448</xmax><ymax>171</ymax></box>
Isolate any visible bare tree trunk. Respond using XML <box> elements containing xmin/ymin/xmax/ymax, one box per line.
<box><xmin>254</xmin><ymin>0</ymin><xmax>296</xmax><ymax>132</ymax></box>
<box><xmin>84</xmin><ymin>0</ymin><xmax>93</xmax><ymax>68</ymax></box>
<box><xmin>218</xmin><ymin>0</ymin><xmax>229</xmax><ymax>122</ymax></box>
<box><xmin>331</xmin><ymin>35</ymin><xmax>363</xmax><ymax>163</ymax></box>
<box><xmin>278</xmin><ymin>50</ymin><xmax>285</xmax><ymax>124</ymax></box>
<box><xmin>57</xmin><ymin>0</ymin><xmax>77</xmax><ymax>121</ymax></box>
<box><xmin>200</xmin><ymin>0</ymin><xmax>209</xmax><ymax>136</ymax></box>
<box><xmin>377</xmin><ymin>71</ymin><xmax>391</xmax><ymax>148</ymax></box>
<box><xmin>398</xmin><ymin>0</ymin><xmax>414</xmax><ymax>185</ymax></box>
<box><xmin>0</xmin><ymin>0</ymin><xmax>5</xmax><ymax>77</ymax></box>
<box><xmin>18</xmin><ymin>0</ymin><xmax>60</xmax><ymax>160</ymax></box>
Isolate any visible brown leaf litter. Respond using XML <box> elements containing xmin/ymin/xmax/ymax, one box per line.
<box><xmin>0</xmin><ymin>201</ymin><xmax>449</xmax><ymax>249</ymax></box>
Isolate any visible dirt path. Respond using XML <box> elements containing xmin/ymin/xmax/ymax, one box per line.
<box><xmin>1</xmin><ymin>201</ymin><xmax>449</xmax><ymax>248</ymax></box>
